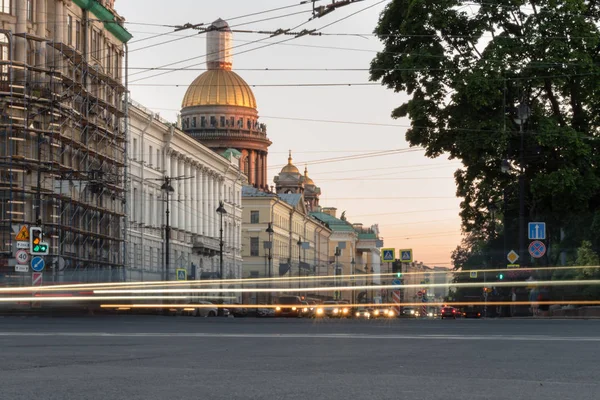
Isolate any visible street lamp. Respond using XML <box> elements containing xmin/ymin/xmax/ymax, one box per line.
<box><xmin>351</xmin><ymin>257</ymin><xmax>356</xmax><ymax>306</ymax></box>
<box><xmin>297</xmin><ymin>237</ymin><xmax>302</xmax><ymax>291</ymax></box>
<box><xmin>160</xmin><ymin>177</ymin><xmax>174</xmax><ymax>281</ymax></box>
<box><xmin>265</xmin><ymin>222</ymin><xmax>274</xmax><ymax>304</ymax></box>
<box><xmin>216</xmin><ymin>201</ymin><xmax>227</xmax><ymax>281</ymax></box>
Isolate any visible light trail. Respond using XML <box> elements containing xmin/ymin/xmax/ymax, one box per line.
<box><xmin>94</xmin><ymin>279</ymin><xmax>600</xmax><ymax>294</ymax></box>
<box><xmin>1</xmin><ymin>265</ymin><xmax>599</xmax><ymax>294</ymax></box>
<box><xmin>0</xmin><ymin>296</ymin><xmax>190</xmax><ymax>302</ymax></box>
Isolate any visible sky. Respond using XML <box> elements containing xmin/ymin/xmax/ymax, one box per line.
<box><xmin>115</xmin><ymin>0</ymin><xmax>463</xmax><ymax>267</ymax></box>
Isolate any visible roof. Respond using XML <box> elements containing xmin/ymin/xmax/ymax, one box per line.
<box><xmin>242</xmin><ymin>185</ymin><xmax>274</xmax><ymax>198</ymax></box>
<box><xmin>310</xmin><ymin>212</ymin><xmax>356</xmax><ymax>232</ymax></box>
<box><xmin>278</xmin><ymin>193</ymin><xmax>302</xmax><ymax>207</ymax></box>
<box><xmin>357</xmin><ymin>232</ymin><xmax>377</xmax><ymax>240</ymax></box>
<box><xmin>181</xmin><ymin>69</ymin><xmax>257</xmax><ymax>109</ymax></box>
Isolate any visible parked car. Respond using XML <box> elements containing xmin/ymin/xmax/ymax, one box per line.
<box><xmin>229</xmin><ymin>303</ymin><xmax>248</xmax><ymax>318</ymax></box>
<box><xmin>372</xmin><ymin>308</ymin><xmax>396</xmax><ymax>318</ymax></box>
<box><xmin>175</xmin><ymin>301</ymin><xmax>229</xmax><ymax>317</ymax></box>
<box><xmin>354</xmin><ymin>307</ymin><xmax>372</xmax><ymax>319</ymax></box>
<box><xmin>275</xmin><ymin>296</ymin><xmax>304</xmax><ymax>317</ymax></box>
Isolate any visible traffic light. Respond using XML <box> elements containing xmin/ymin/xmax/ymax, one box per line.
<box><xmin>498</xmin><ymin>273</ymin><xmax>504</xmax><ymax>280</ymax></box>
<box><xmin>29</xmin><ymin>227</ymin><xmax>49</xmax><ymax>255</ymax></box>
<box><xmin>396</xmin><ymin>272</ymin><xmax>402</xmax><ymax>278</ymax></box>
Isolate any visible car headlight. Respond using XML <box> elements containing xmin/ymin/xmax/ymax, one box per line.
<box><xmin>303</xmin><ymin>308</ymin><xmax>308</xmax><ymax>312</ymax></box>
<box><xmin>292</xmin><ymin>307</ymin><xmax>297</xmax><ymax>311</ymax></box>
<box><xmin>342</xmin><ymin>308</ymin><xmax>349</xmax><ymax>314</ymax></box>
<box><xmin>388</xmin><ymin>311</ymin><xmax>395</xmax><ymax>317</ymax></box>
<box><xmin>355</xmin><ymin>312</ymin><xmax>360</xmax><ymax>317</ymax></box>
<box><xmin>333</xmin><ymin>308</ymin><xmax>339</xmax><ymax>314</ymax></box>
<box><xmin>410</xmin><ymin>310</ymin><xmax>415</xmax><ymax>315</ymax></box>
<box><xmin>316</xmin><ymin>308</ymin><xmax>324</xmax><ymax>315</ymax></box>
<box><xmin>366</xmin><ymin>312</ymin><xmax>370</xmax><ymax>317</ymax></box>
<box><xmin>275</xmin><ymin>306</ymin><xmax>281</xmax><ymax>311</ymax></box>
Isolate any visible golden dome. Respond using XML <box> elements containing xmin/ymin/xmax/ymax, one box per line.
<box><xmin>281</xmin><ymin>150</ymin><xmax>300</xmax><ymax>174</ymax></box>
<box><xmin>304</xmin><ymin>166</ymin><xmax>315</xmax><ymax>185</ymax></box>
<box><xmin>181</xmin><ymin>69</ymin><xmax>257</xmax><ymax>109</ymax></box>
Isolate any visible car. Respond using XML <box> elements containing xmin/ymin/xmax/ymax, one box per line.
<box><xmin>321</xmin><ymin>301</ymin><xmax>351</xmax><ymax>318</ymax></box>
<box><xmin>400</xmin><ymin>307</ymin><xmax>417</xmax><ymax>318</ymax></box>
<box><xmin>440</xmin><ymin>307</ymin><xmax>458</xmax><ymax>319</ymax></box>
<box><xmin>300</xmin><ymin>301</ymin><xmax>312</xmax><ymax>317</ymax></box>
<box><xmin>372</xmin><ymin>308</ymin><xmax>397</xmax><ymax>318</ymax></box>
<box><xmin>178</xmin><ymin>300</ymin><xmax>229</xmax><ymax>317</ymax></box>
<box><xmin>274</xmin><ymin>296</ymin><xmax>304</xmax><ymax>317</ymax></box>
<box><xmin>354</xmin><ymin>308</ymin><xmax>372</xmax><ymax>319</ymax></box>
<box><xmin>463</xmin><ymin>308</ymin><xmax>482</xmax><ymax>318</ymax></box>
<box><xmin>257</xmin><ymin>306</ymin><xmax>275</xmax><ymax>318</ymax></box>
<box><xmin>229</xmin><ymin>303</ymin><xmax>248</xmax><ymax>318</ymax></box>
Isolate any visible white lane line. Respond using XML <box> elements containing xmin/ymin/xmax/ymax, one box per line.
<box><xmin>0</xmin><ymin>332</ymin><xmax>599</xmax><ymax>341</ymax></box>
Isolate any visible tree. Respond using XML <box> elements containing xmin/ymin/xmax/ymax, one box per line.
<box><xmin>370</xmin><ymin>0</ymin><xmax>600</xmax><ymax>256</ymax></box>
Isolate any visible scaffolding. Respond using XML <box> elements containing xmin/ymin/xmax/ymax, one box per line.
<box><xmin>0</xmin><ymin>20</ymin><xmax>127</xmax><ymax>285</ymax></box>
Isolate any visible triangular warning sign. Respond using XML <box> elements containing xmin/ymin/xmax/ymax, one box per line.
<box><xmin>15</xmin><ymin>226</ymin><xmax>29</xmax><ymax>241</ymax></box>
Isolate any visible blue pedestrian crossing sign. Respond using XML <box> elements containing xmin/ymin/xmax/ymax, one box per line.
<box><xmin>528</xmin><ymin>222</ymin><xmax>546</xmax><ymax>240</ymax></box>
<box><xmin>176</xmin><ymin>268</ymin><xmax>187</xmax><ymax>281</ymax></box>
<box><xmin>400</xmin><ymin>249</ymin><xmax>413</xmax><ymax>263</ymax></box>
<box><xmin>381</xmin><ymin>248</ymin><xmax>395</xmax><ymax>263</ymax></box>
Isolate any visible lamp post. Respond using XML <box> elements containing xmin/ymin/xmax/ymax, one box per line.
<box><xmin>351</xmin><ymin>257</ymin><xmax>356</xmax><ymax>306</ymax></box>
<box><xmin>265</xmin><ymin>222</ymin><xmax>274</xmax><ymax>304</ymax></box>
<box><xmin>160</xmin><ymin>177</ymin><xmax>174</xmax><ymax>281</ymax></box>
<box><xmin>297</xmin><ymin>237</ymin><xmax>302</xmax><ymax>291</ymax></box>
<box><xmin>216</xmin><ymin>201</ymin><xmax>227</xmax><ymax>281</ymax></box>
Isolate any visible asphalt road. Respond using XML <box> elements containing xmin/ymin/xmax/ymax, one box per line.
<box><xmin>1</xmin><ymin>316</ymin><xmax>599</xmax><ymax>400</ymax></box>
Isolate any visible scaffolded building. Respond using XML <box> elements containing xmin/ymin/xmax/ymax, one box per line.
<box><xmin>0</xmin><ymin>0</ymin><xmax>131</xmax><ymax>284</ymax></box>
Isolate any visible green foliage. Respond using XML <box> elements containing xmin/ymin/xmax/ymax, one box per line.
<box><xmin>371</xmin><ymin>0</ymin><xmax>600</xmax><ymax>253</ymax></box>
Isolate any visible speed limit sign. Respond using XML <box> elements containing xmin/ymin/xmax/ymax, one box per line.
<box><xmin>15</xmin><ymin>249</ymin><xmax>30</xmax><ymax>264</ymax></box>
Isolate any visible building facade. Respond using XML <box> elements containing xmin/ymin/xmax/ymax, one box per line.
<box><xmin>241</xmin><ymin>185</ymin><xmax>331</xmax><ymax>303</ymax></box>
<box><xmin>179</xmin><ymin>19</ymin><xmax>271</xmax><ymax>190</ymax></box>
<box><xmin>127</xmin><ymin>101</ymin><xmax>245</xmax><ymax>282</ymax></box>
<box><xmin>0</xmin><ymin>0</ymin><xmax>131</xmax><ymax>283</ymax></box>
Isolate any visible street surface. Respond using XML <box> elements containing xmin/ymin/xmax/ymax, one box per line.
<box><xmin>1</xmin><ymin>317</ymin><xmax>599</xmax><ymax>400</ymax></box>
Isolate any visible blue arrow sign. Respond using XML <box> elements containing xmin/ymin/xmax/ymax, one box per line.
<box><xmin>31</xmin><ymin>256</ymin><xmax>45</xmax><ymax>272</ymax></box>
<box><xmin>528</xmin><ymin>222</ymin><xmax>546</xmax><ymax>240</ymax></box>
<box><xmin>392</xmin><ymin>278</ymin><xmax>402</xmax><ymax>286</ymax></box>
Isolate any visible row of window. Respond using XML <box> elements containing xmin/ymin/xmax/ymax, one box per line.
<box><xmin>247</xmin><ymin>237</ymin><xmax>317</xmax><ymax>258</ymax></box>
<box><xmin>0</xmin><ymin>0</ymin><xmax>31</xmax><ymax>19</ymax></box>
<box><xmin>183</xmin><ymin>115</ymin><xmax>264</xmax><ymax>131</ymax></box>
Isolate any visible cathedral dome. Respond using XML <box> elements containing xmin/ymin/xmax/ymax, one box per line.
<box><xmin>303</xmin><ymin>166</ymin><xmax>315</xmax><ymax>185</ymax></box>
<box><xmin>280</xmin><ymin>151</ymin><xmax>300</xmax><ymax>174</ymax></box>
<box><xmin>181</xmin><ymin>69</ymin><xmax>257</xmax><ymax>109</ymax></box>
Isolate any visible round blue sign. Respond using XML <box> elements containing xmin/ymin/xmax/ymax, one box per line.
<box><xmin>31</xmin><ymin>256</ymin><xmax>45</xmax><ymax>272</ymax></box>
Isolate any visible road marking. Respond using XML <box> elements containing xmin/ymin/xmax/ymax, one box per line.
<box><xmin>0</xmin><ymin>332</ymin><xmax>599</xmax><ymax>341</ymax></box>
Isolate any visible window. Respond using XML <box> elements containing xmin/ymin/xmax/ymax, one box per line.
<box><xmin>106</xmin><ymin>45</ymin><xmax>112</xmax><ymax>75</ymax></box>
<box><xmin>0</xmin><ymin>33</ymin><xmax>7</xmax><ymax>80</ymax></box>
<box><xmin>132</xmin><ymin>137</ymin><xmax>137</xmax><ymax>159</ymax></box>
<box><xmin>156</xmin><ymin>149</ymin><xmax>160</xmax><ymax>170</ymax></box>
<box><xmin>250</xmin><ymin>210</ymin><xmax>259</xmax><ymax>224</ymax></box>
<box><xmin>0</xmin><ymin>0</ymin><xmax>10</xmax><ymax>14</ymax></box>
<box><xmin>250</xmin><ymin>237</ymin><xmax>259</xmax><ymax>256</ymax></box>
<box><xmin>148</xmin><ymin>145</ymin><xmax>153</xmax><ymax>165</ymax></box>
<box><xmin>91</xmin><ymin>30</ymin><xmax>99</xmax><ymax>59</ymax></box>
<box><xmin>75</xmin><ymin>21</ymin><xmax>81</xmax><ymax>50</ymax></box>
<box><xmin>67</xmin><ymin>15</ymin><xmax>73</xmax><ymax>45</ymax></box>
<box><xmin>230</xmin><ymin>116</ymin><xmax>235</xmax><ymax>127</ymax></box>
<box><xmin>191</xmin><ymin>117</ymin><xmax>196</xmax><ymax>127</ymax></box>
<box><xmin>132</xmin><ymin>188</ymin><xmax>138</xmax><ymax>222</ymax></box>
<box><xmin>26</xmin><ymin>0</ymin><xmax>32</xmax><ymax>21</ymax></box>
<box><xmin>210</xmin><ymin>116</ymin><xmax>216</xmax><ymax>127</ymax></box>
<box><xmin>200</xmin><ymin>116</ymin><xmax>206</xmax><ymax>127</ymax></box>
<box><xmin>220</xmin><ymin>116</ymin><xmax>225</xmax><ymax>127</ymax></box>
<box><xmin>114</xmin><ymin>50</ymin><xmax>119</xmax><ymax>78</ymax></box>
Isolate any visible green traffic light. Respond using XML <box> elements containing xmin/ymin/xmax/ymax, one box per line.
<box><xmin>499</xmin><ymin>273</ymin><xmax>504</xmax><ymax>280</ymax></box>
<box><xmin>396</xmin><ymin>272</ymin><xmax>402</xmax><ymax>278</ymax></box>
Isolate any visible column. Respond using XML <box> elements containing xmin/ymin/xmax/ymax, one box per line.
<box><xmin>213</xmin><ymin>177</ymin><xmax>219</xmax><ymax>237</ymax></box>
<box><xmin>195</xmin><ymin>165</ymin><xmax>201</xmax><ymax>235</ymax></box>
<box><xmin>248</xmin><ymin>150</ymin><xmax>255</xmax><ymax>187</ymax></box>
<box><xmin>178</xmin><ymin>157</ymin><xmax>185</xmax><ymax>230</ymax></box>
<box><xmin>36</xmin><ymin>0</ymin><xmax>47</xmax><ymax>70</ymax></box>
<box><xmin>184</xmin><ymin>160</ymin><xmax>191</xmax><ymax>232</ymax></box>
<box><xmin>207</xmin><ymin>172</ymin><xmax>213</xmax><ymax>237</ymax></box>
<box><xmin>190</xmin><ymin>162</ymin><xmax>197</xmax><ymax>233</ymax></box>
<box><xmin>201</xmin><ymin>168</ymin><xmax>207</xmax><ymax>236</ymax></box>
<box><xmin>262</xmin><ymin>153</ymin><xmax>268</xmax><ymax>190</ymax></box>
<box><xmin>170</xmin><ymin>155</ymin><xmax>178</xmax><ymax>230</ymax></box>
<box><xmin>15</xmin><ymin>0</ymin><xmax>26</xmax><ymax>63</ymax></box>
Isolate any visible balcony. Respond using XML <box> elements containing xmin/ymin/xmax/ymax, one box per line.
<box><xmin>192</xmin><ymin>235</ymin><xmax>220</xmax><ymax>256</ymax></box>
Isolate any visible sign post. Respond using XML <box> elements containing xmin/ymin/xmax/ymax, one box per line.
<box><xmin>32</xmin><ymin>272</ymin><xmax>43</xmax><ymax>309</ymax></box>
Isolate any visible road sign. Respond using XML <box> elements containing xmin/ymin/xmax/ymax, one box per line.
<box><xmin>392</xmin><ymin>278</ymin><xmax>402</xmax><ymax>286</ymax></box>
<box><xmin>15</xmin><ymin>250</ymin><xmax>29</xmax><ymax>264</ymax></box>
<box><xmin>400</xmin><ymin>249</ymin><xmax>413</xmax><ymax>263</ymax></box>
<box><xmin>528</xmin><ymin>240</ymin><xmax>546</xmax><ymax>258</ymax></box>
<box><xmin>334</xmin><ymin>290</ymin><xmax>341</xmax><ymax>300</ymax></box>
<box><xmin>176</xmin><ymin>268</ymin><xmax>187</xmax><ymax>281</ymax></box>
<box><xmin>528</xmin><ymin>222</ymin><xmax>546</xmax><ymax>240</ymax></box>
<box><xmin>470</xmin><ymin>271</ymin><xmax>477</xmax><ymax>278</ymax></box>
<box><xmin>381</xmin><ymin>248</ymin><xmax>395</xmax><ymax>262</ymax></box>
<box><xmin>16</xmin><ymin>241</ymin><xmax>30</xmax><ymax>249</ymax></box>
<box><xmin>31</xmin><ymin>256</ymin><xmax>45</xmax><ymax>272</ymax></box>
<box><xmin>15</xmin><ymin>265</ymin><xmax>28</xmax><ymax>272</ymax></box>
<box><xmin>15</xmin><ymin>225</ymin><xmax>29</xmax><ymax>241</ymax></box>
<box><xmin>507</xmin><ymin>250</ymin><xmax>519</xmax><ymax>264</ymax></box>
<box><xmin>507</xmin><ymin>264</ymin><xmax>520</xmax><ymax>268</ymax></box>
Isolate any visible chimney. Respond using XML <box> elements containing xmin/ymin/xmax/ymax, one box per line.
<box><xmin>322</xmin><ymin>207</ymin><xmax>337</xmax><ymax>218</ymax></box>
